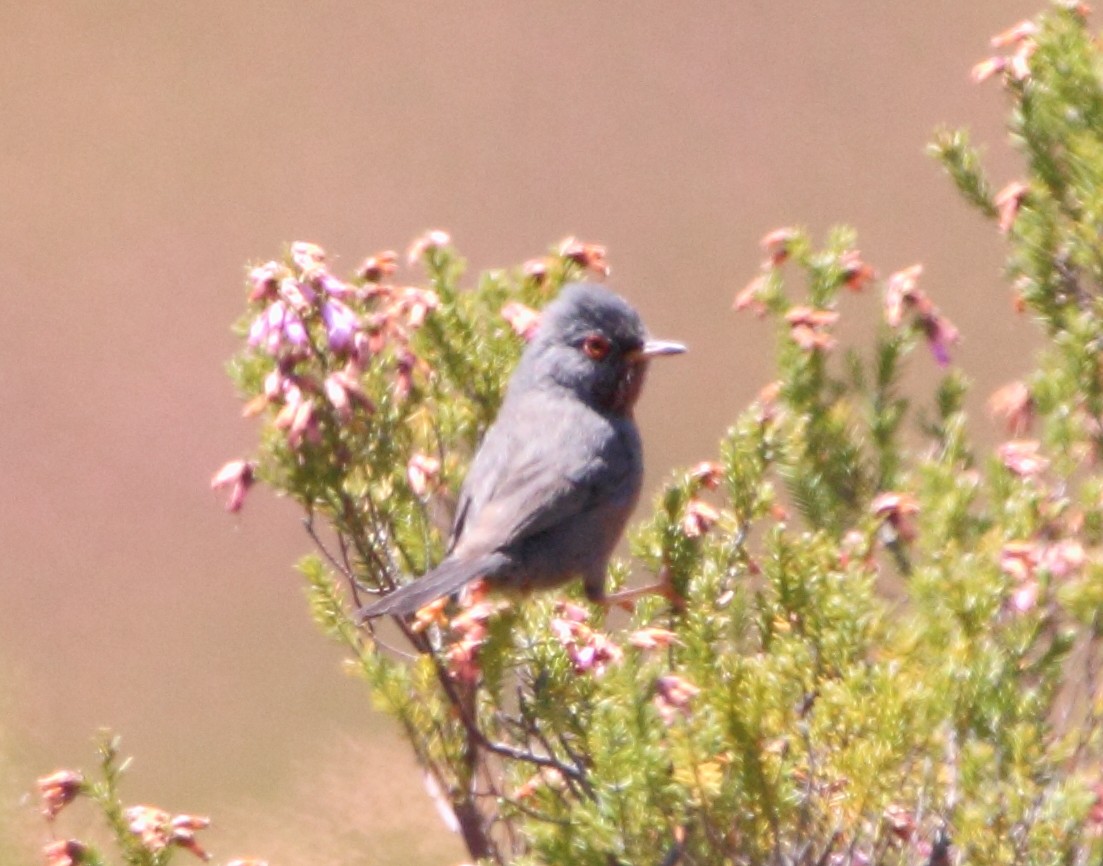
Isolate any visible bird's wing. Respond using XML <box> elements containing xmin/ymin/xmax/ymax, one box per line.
<box><xmin>449</xmin><ymin>394</ymin><xmax>637</xmax><ymax>559</ymax></box>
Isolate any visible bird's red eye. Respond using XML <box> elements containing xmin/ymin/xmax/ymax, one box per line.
<box><xmin>582</xmin><ymin>334</ymin><xmax>611</xmax><ymax>361</ymax></box>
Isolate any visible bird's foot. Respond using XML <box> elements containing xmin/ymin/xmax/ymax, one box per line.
<box><xmin>601</xmin><ymin>566</ymin><xmax>683</xmax><ymax>613</ymax></box>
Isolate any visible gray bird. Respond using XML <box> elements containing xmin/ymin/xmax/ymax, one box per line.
<box><xmin>358</xmin><ymin>282</ymin><xmax>685</xmax><ymax>619</ymax></box>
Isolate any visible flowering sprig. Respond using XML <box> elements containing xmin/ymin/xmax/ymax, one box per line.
<box><xmin>34</xmin><ymin>734</ymin><xmax>259</xmax><ymax>866</ymax></box>
<box><xmin>548</xmin><ymin>602</ymin><xmax>623</xmax><ymax>676</ymax></box>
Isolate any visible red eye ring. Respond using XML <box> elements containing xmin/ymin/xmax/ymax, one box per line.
<box><xmin>582</xmin><ymin>333</ymin><xmax>611</xmax><ymax>361</ymax></box>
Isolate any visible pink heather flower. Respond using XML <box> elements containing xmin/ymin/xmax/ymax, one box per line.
<box><xmin>756</xmin><ymin>380</ymin><xmax>783</xmax><ymax>423</ymax></box>
<box><xmin>654</xmin><ymin>674</ymin><xmax>700</xmax><ymax>724</ymax></box>
<box><xmin>441</xmin><ymin>593</ymin><xmax>506</xmax><ymax>669</ymax></box>
<box><xmin>210</xmin><ymin>459</ymin><xmax>256</xmax><ymax>513</ymax></box>
<box><xmin>549</xmin><ymin>617</ymin><xmax>574</xmax><ymax>644</ymax></box>
<box><xmin>247</xmin><ymin>261</ymin><xmax>283</xmax><ymax>302</ymax></box>
<box><xmin>406</xmin><ymin>229</ymin><xmax>451</xmax><ymax>265</ymax></box>
<box><xmin>998</xmin><ymin>440</ymin><xmax>1049</xmax><ymax>478</ymax></box>
<box><xmin>169</xmin><ymin>815</ymin><xmax>212</xmax><ymax>862</ymax></box>
<box><xmin>988</xmin><ymin>381</ymin><xmax>1033</xmax><ymax>436</ymax></box>
<box><xmin>393</xmin><ymin>350</ymin><xmax>417</xmax><ymax>401</ymax></box>
<box><xmin>241</xmin><ymin>393</ymin><xmax>267</xmax><ymax>418</ymax></box>
<box><xmin>125</xmin><ymin>807</ymin><xmax>211</xmax><ymax>860</ymax></box>
<box><xmin>1000</xmin><ymin>541</ymin><xmax>1039</xmax><ymax>583</ymax></box>
<box><xmin>290</xmin><ymin>241</ymin><xmax>326</xmax><ymax>274</ymax></box>
<box><xmin>288</xmin><ymin>398</ymin><xmax>318</xmax><ymax>448</ymax></box>
<box><xmin>323</xmin><ymin>374</ymin><xmax>351</xmax><ymax>420</ymax></box>
<box><xmin>43</xmin><ymin>840</ymin><xmax>87</xmax><ymax>866</ymax></box>
<box><xmin>278</xmin><ymin>277</ymin><xmax>316</xmax><ymax>311</ymax></box>
<box><xmin>523</xmin><ymin>257</ymin><xmax>550</xmax><ymax>282</ymax></box>
<box><xmin>681</xmin><ymin>498</ymin><xmax>720</xmax><ymax>538</ymax></box>
<box><xmin>273</xmin><ymin>384</ymin><xmax>300</xmax><ymax>424</ymax></box>
<box><xmin>991</xmin><ymin>20</ymin><xmax>1037</xmax><ymax>47</ymax></box>
<box><xmin>995</xmin><ymin>181</ymin><xmax>1029</xmax><ymax>233</ymax></box>
<box><xmin>245</xmin><ymin>361</ymin><xmax>300</xmax><ymax>417</ymax></box>
<box><xmin>570</xmin><ymin>633</ymin><xmax>622</xmax><ymax>675</ymax></box>
<box><xmin>733</xmin><ymin>274</ymin><xmax>769</xmax><ymax>316</ymax></box>
<box><xmin>870</xmin><ymin>491</ymin><xmax>920</xmax><ymax>543</ymax></box>
<box><xmin>450</xmin><ymin>599</ymin><xmax>505</xmax><ymax>636</ymax></box>
<box><xmin>126</xmin><ymin>805</ymin><xmax>173</xmax><ymax>852</ymax></box>
<box><xmin>689</xmin><ymin>461</ymin><xmax>724</xmax><ymax>490</ymax></box>
<box><xmin>839</xmin><ymin>249</ymin><xmax>875</xmax><ymax>292</ymax></box>
<box><xmin>248</xmin><ymin>300</ymin><xmax>307</xmax><ymax>354</ymax></box>
<box><xmin>357</xmin><ymin>250</ymin><xmax>398</xmax><ymax>283</ymax></box>
<box><xmin>409</xmin><ymin>598</ymin><xmax>449</xmax><ymax>633</ymax></box>
<box><xmin>785</xmin><ymin>306</ymin><xmax>840</xmax><ymax>352</ymax></box>
<box><xmin>918</xmin><ymin>310</ymin><xmax>960</xmax><ymax>367</ymax></box>
<box><xmin>1040</xmin><ymin>539</ymin><xmax>1085</xmax><ymax>578</ymax></box>
<box><xmin>558</xmin><ymin>237</ymin><xmax>610</xmax><ymax>276</ymax></box>
<box><xmin>785</xmin><ymin>307</ymin><xmax>840</xmax><ymax>329</ymax></box>
<box><xmin>1009</xmin><ymin>42</ymin><xmax>1035</xmax><ymax>81</ymax></box>
<box><xmin>315</xmin><ymin>271</ymin><xmax>353</xmax><ymax>299</ymax></box>
<box><xmin>323</xmin><ymin>369</ymin><xmax>374</xmax><ymax>421</ymax></box>
<box><xmin>996</xmin><ymin>539</ymin><xmax>1077</xmax><ymax>617</ymax></box>
<box><xmin>406</xmin><ymin>453</ymin><xmax>441</xmax><ymax>497</ymax></box>
<box><xmin>884</xmin><ymin>265</ymin><xmax>924</xmax><ymax>328</ymax></box>
<box><xmin>501</xmin><ymin>301</ymin><xmax>541</xmax><ymax>341</ymax></box>
<box><xmin>321</xmin><ymin>298</ymin><xmax>359</xmax><ymax>352</ymax></box>
<box><xmin>227</xmin><ymin>861</ymin><xmax>271</xmax><ymax>866</ymax></box>
<box><xmin>396</xmin><ymin>287</ymin><xmax>440</xmax><ymax>329</ymax></box>
<box><xmin>971</xmin><ymin>56</ymin><xmax>1006</xmax><ymax>83</ymax></box>
<box><xmin>445</xmin><ymin>636</ymin><xmax>483</xmax><ymax>683</ymax></box>
<box><xmin>355</xmin><ymin>324</ymin><xmax>386</xmax><ymax>362</ymax></box>
<box><xmin>37</xmin><ymin>770</ymin><xmax>83</xmax><ymax>820</ymax></box>
<box><xmin>1011</xmin><ymin>579</ymin><xmax>1040</xmax><ymax>614</ymax></box>
<box><xmin>282</xmin><ymin>308</ymin><xmax>308</xmax><ymax>346</ymax></box>
<box><xmin>838</xmin><ymin>529</ymin><xmax>870</xmax><ymax>569</ymax></box>
<box><xmin>884</xmin><ymin>265</ymin><xmax>958</xmax><ymax>365</ymax></box>
<box><xmin>274</xmin><ymin>390</ymin><xmax>320</xmax><ymax>448</ymax></box>
<box><xmin>550</xmin><ymin>615</ymin><xmax>622</xmax><ymax>675</ymax></box>
<box><xmin>760</xmin><ymin>227</ymin><xmax>797</xmax><ymax>266</ymax></box>
<box><xmin>628</xmin><ymin>627</ymin><xmax>679</xmax><ymax>650</ymax></box>
<box><xmin>247</xmin><ymin>302</ymin><xmax>288</xmax><ymax>350</ymax></box>
<box><xmin>882</xmin><ymin>804</ymin><xmax>917</xmax><ymax>842</ymax></box>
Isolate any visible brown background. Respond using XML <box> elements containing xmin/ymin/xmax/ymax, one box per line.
<box><xmin>2</xmin><ymin>2</ymin><xmax>1041</xmax><ymax>863</ymax></box>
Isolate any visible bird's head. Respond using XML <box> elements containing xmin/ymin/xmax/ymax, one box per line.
<box><xmin>516</xmin><ymin>282</ymin><xmax>685</xmax><ymax>415</ymax></box>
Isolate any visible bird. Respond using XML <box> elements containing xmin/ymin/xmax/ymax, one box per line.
<box><xmin>358</xmin><ymin>282</ymin><xmax>685</xmax><ymax>620</ymax></box>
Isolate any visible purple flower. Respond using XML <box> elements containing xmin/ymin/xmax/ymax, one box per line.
<box><xmin>317</xmin><ymin>271</ymin><xmax>353</xmax><ymax>298</ymax></box>
<box><xmin>211</xmin><ymin>460</ymin><xmax>256</xmax><ymax>513</ymax></box>
<box><xmin>278</xmin><ymin>277</ymin><xmax>316</xmax><ymax>311</ymax></box>
<box><xmin>919</xmin><ymin>312</ymin><xmax>959</xmax><ymax>367</ymax></box>
<box><xmin>283</xmin><ymin>307</ymin><xmax>307</xmax><ymax>346</ymax></box>
<box><xmin>322</xmin><ymin>299</ymin><xmax>359</xmax><ymax>352</ymax></box>
<box><xmin>247</xmin><ymin>261</ymin><xmax>282</xmax><ymax>302</ymax></box>
<box><xmin>248</xmin><ymin>301</ymin><xmax>307</xmax><ymax>354</ymax></box>
<box><xmin>290</xmin><ymin>241</ymin><xmax>326</xmax><ymax>274</ymax></box>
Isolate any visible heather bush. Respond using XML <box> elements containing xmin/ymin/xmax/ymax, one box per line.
<box><xmin>34</xmin><ymin>4</ymin><xmax>1103</xmax><ymax>865</ymax></box>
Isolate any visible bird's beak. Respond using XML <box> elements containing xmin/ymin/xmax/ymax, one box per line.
<box><xmin>638</xmin><ymin>338</ymin><xmax>687</xmax><ymax>359</ymax></box>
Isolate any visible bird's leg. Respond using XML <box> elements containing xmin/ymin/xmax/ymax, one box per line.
<box><xmin>600</xmin><ymin>565</ymin><xmax>683</xmax><ymax>613</ymax></box>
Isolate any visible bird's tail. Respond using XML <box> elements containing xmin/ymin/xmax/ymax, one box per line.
<box><xmin>357</xmin><ymin>552</ymin><xmax>509</xmax><ymax>620</ymax></box>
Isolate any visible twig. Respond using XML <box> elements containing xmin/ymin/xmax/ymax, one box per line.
<box><xmin>302</xmin><ymin>515</ymin><xmax>358</xmax><ymax>586</ymax></box>
<box><xmin>427</xmin><ymin>647</ymin><xmax>588</xmax><ymax>783</ymax></box>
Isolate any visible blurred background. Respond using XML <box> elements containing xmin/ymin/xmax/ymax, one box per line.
<box><xmin>1</xmin><ymin>2</ymin><xmax>1042</xmax><ymax>863</ymax></box>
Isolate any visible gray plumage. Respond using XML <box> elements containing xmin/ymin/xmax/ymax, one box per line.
<box><xmin>358</xmin><ymin>282</ymin><xmax>684</xmax><ymax>619</ymax></box>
